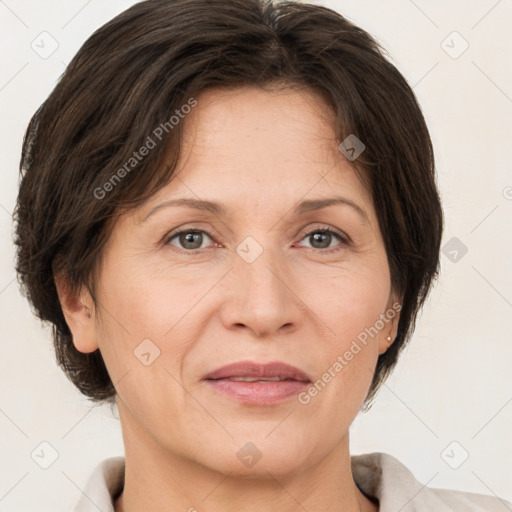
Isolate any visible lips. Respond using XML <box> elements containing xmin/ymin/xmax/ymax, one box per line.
<box><xmin>203</xmin><ymin>361</ymin><xmax>312</xmax><ymax>405</ymax></box>
<box><xmin>202</xmin><ymin>361</ymin><xmax>311</xmax><ymax>383</ymax></box>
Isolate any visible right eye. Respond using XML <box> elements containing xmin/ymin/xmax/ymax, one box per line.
<box><xmin>163</xmin><ymin>229</ymin><xmax>216</xmax><ymax>253</ymax></box>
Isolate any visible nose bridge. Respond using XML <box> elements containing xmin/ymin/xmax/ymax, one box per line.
<box><xmin>226</xmin><ymin>232</ymin><xmax>301</xmax><ymax>336</ymax></box>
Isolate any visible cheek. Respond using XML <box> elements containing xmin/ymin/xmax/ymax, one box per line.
<box><xmin>305</xmin><ymin>255</ymin><xmax>391</xmax><ymax>336</ymax></box>
<box><xmin>93</xmin><ymin>266</ymin><xmax>195</xmax><ymax>432</ymax></box>
<box><xmin>298</xmin><ymin>258</ymin><xmax>389</xmax><ymax>398</ymax></box>
<box><xmin>97</xmin><ymin>255</ymin><xmax>186</xmax><ymax>335</ymax></box>
<box><xmin>93</xmin><ymin>257</ymin><xmax>211</xmax><ymax>381</ymax></box>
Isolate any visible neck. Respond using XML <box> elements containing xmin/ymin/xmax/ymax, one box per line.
<box><xmin>114</xmin><ymin>401</ymin><xmax>378</xmax><ymax>512</ymax></box>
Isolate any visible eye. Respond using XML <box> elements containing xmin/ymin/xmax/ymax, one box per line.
<box><xmin>295</xmin><ymin>226</ymin><xmax>349</xmax><ymax>252</ymax></box>
<box><xmin>163</xmin><ymin>225</ymin><xmax>350</xmax><ymax>254</ymax></box>
<box><xmin>164</xmin><ymin>229</ymin><xmax>215</xmax><ymax>253</ymax></box>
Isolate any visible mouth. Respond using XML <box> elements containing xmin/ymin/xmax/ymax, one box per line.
<box><xmin>215</xmin><ymin>376</ymin><xmax>297</xmax><ymax>382</ymax></box>
<box><xmin>202</xmin><ymin>361</ymin><xmax>311</xmax><ymax>405</ymax></box>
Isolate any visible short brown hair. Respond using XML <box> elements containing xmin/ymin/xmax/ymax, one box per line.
<box><xmin>13</xmin><ymin>0</ymin><xmax>443</xmax><ymax>407</ymax></box>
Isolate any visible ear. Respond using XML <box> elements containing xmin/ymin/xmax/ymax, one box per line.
<box><xmin>378</xmin><ymin>292</ymin><xmax>402</xmax><ymax>355</ymax></box>
<box><xmin>54</xmin><ymin>273</ymin><xmax>99</xmax><ymax>353</ymax></box>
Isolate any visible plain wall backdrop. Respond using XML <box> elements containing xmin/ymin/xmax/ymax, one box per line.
<box><xmin>0</xmin><ymin>0</ymin><xmax>511</xmax><ymax>510</ymax></box>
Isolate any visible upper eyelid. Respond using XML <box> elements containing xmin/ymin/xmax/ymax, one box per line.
<box><xmin>299</xmin><ymin>226</ymin><xmax>350</xmax><ymax>246</ymax></box>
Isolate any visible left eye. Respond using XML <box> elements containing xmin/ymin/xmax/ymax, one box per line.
<box><xmin>297</xmin><ymin>227</ymin><xmax>348</xmax><ymax>250</ymax></box>
<box><xmin>164</xmin><ymin>227</ymin><xmax>348</xmax><ymax>253</ymax></box>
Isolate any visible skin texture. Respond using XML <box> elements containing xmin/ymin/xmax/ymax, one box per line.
<box><xmin>56</xmin><ymin>85</ymin><xmax>400</xmax><ymax>512</ymax></box>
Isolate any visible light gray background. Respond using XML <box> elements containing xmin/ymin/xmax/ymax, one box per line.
<box><xmin>1</xmin><ymin>0</ymin><xmax>511</xmax><ymax>510</ymax></box>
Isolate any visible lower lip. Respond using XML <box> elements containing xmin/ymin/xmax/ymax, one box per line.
<box><xmin>204</xmin><ymin>379</ymin><xmax>310</xmax><ymax>405</ymax></box>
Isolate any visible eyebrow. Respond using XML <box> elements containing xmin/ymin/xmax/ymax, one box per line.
<box><xmin>141</xmin><ymin>196</ymin><xmax>369</xmax><ymax>224</ymax></box>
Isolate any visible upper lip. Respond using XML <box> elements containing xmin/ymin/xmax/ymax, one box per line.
<box><xmin>202</xmin><ymin>361</ymin><xmax>311</xmax><ymax>382</ymax></box>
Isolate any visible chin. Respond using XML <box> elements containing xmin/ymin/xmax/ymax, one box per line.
<box><xmin>192</xmin><ymin>430</ymin><xmax>317</xmax><ymax>479</ymax></box>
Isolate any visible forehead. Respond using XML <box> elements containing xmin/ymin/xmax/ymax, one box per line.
<box><xmin>131</xmin><ymin>85</ymin><xmax>376</xmax><ymax>228</ymax></box>
<box><xmin>183</xmin><ymin>85</ymin><xmax>339</xmax><ymax>163</ymax></box>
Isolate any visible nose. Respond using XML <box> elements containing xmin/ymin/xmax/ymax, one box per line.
<box><xmin>220</xmin><ymin>240</ymin><xmax>304</xmax><ymax>338</ymax></box>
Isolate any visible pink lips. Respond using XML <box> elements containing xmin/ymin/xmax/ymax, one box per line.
<box><xmin>202</xmin><ymin>361</ymin><xmax>311</xmax><ymax>405</ymax></box>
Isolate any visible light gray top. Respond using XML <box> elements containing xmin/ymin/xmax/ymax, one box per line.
<box><xmin>73</xmin><ymin>452</ymin><xmax>511</xmax><ymax>511</ymax></box>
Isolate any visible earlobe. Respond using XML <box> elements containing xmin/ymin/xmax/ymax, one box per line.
<box><xmin>378</xmin><ymin>296</ymin><xmax>402</xmax><ymax>355</ymax></box>
<box><xmin>54</xmin><ymin>273</ymin><xmax>99</xmax><ymax>353</ymax></box>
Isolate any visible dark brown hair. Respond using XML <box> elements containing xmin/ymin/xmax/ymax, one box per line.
<box><xmin>13</xmin><ymin>0</ymin><xmax>443</xmax><ymax>407</ymax></box>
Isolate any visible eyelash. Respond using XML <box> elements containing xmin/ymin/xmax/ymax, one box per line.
<box><xmin>162</xmin><ymin>225</ymin><xmax>350</xmax><ymax>255</ymax></box>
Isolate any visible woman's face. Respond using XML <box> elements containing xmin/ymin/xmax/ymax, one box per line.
<box><xmin>73</xmin><ymin>86</ymin><xmax>399</xmax><ymax>476</ymax></box>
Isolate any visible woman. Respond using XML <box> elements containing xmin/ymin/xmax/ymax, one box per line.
<box><xmin>13</xmin><ymin>0</ymin><xmax>511</xmax><ymax>510</ymax></box>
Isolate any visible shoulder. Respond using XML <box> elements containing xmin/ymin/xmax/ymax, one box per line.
<box><xmin>428</xmin><ymin>486</ymin><xmax>512</xmax><ymax>511</ymax></box>
<box><xmin>74</xmin><ymin>456</ymin><xmax>125</xmax><ymax>512</ymax></box>
<box><xmin>351</xmin><ymin>452</ymin><xmax>511</xmax><ymax>511</ymax></box>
